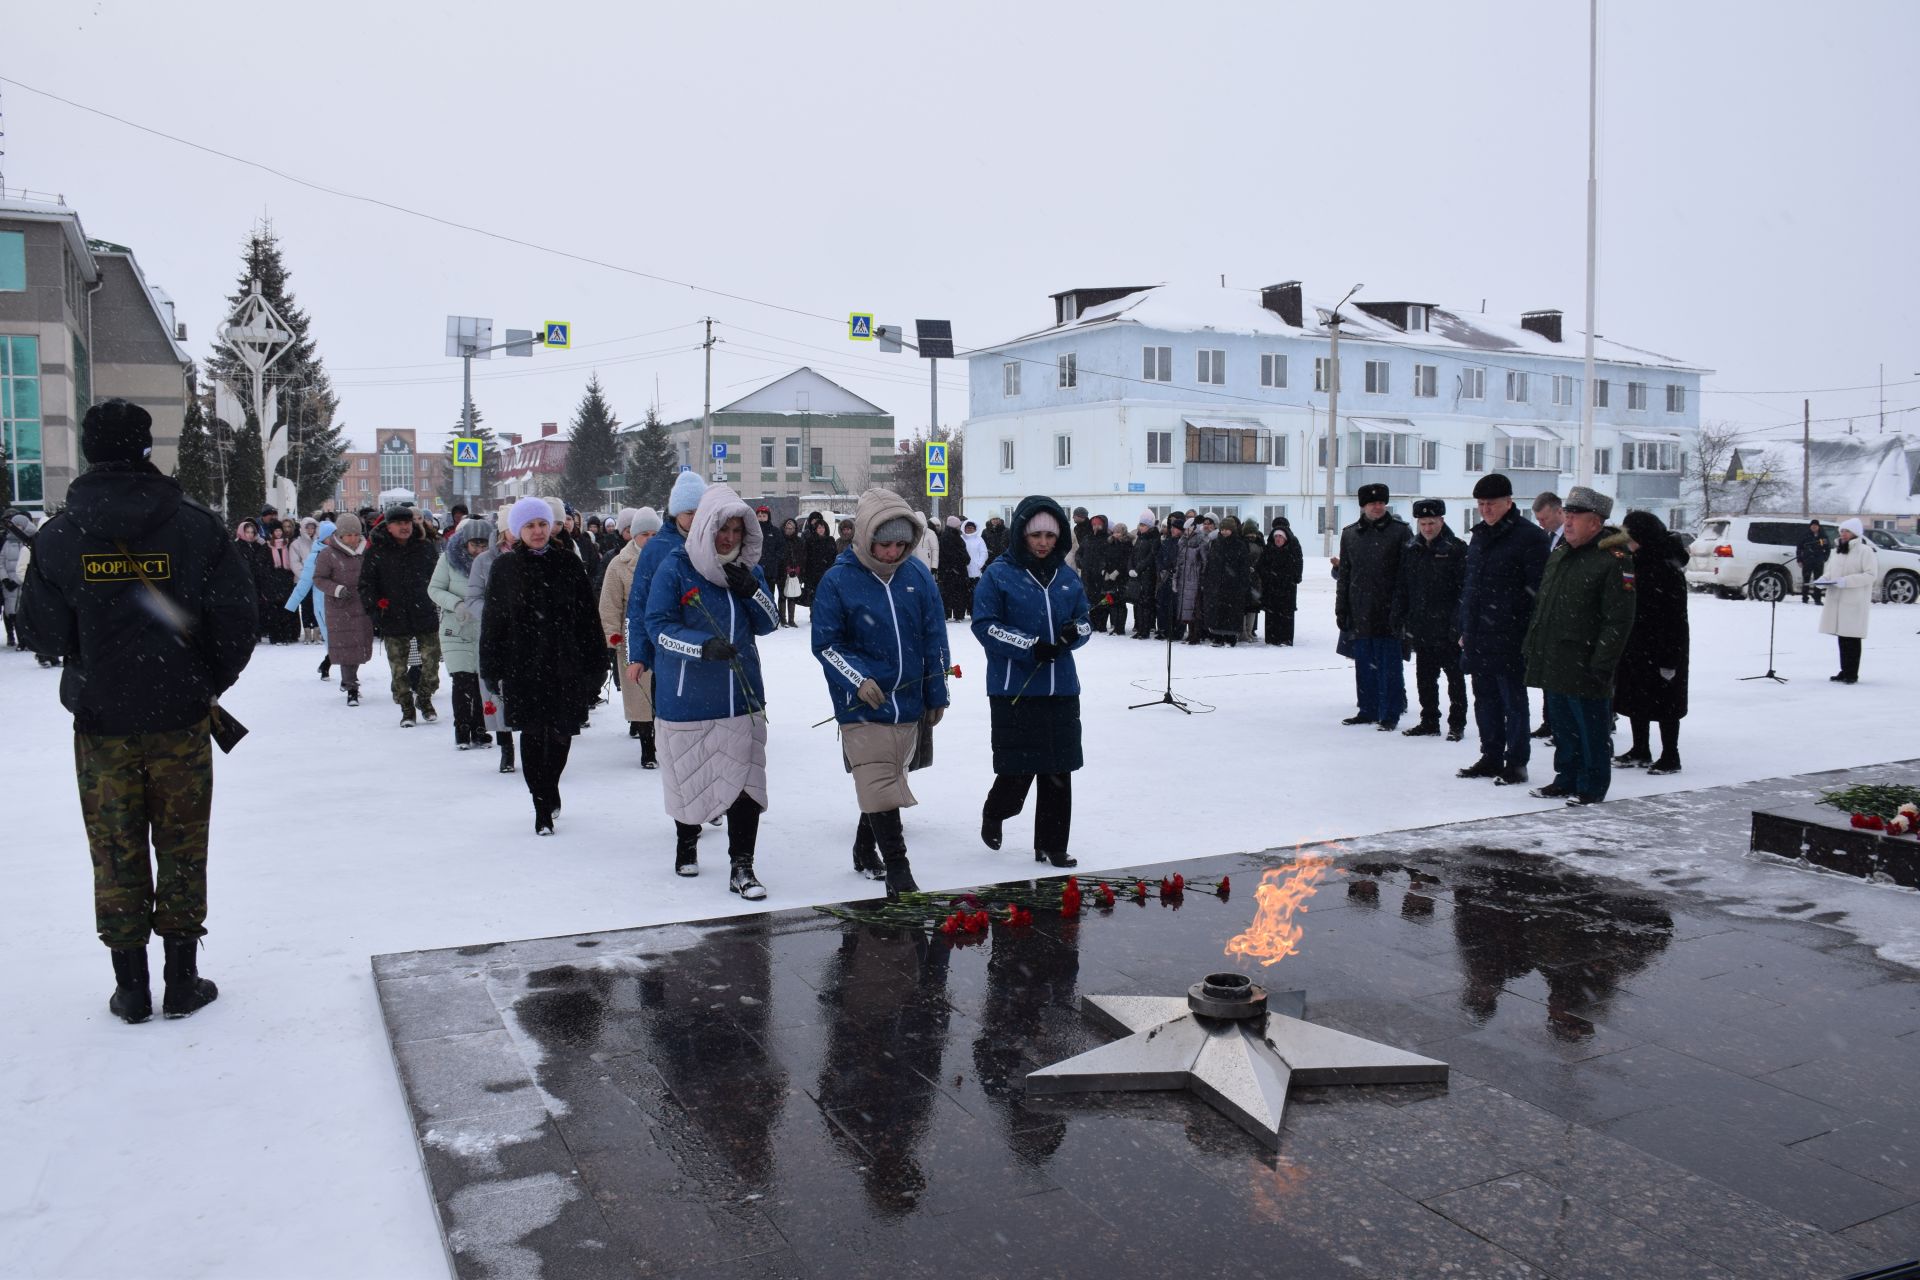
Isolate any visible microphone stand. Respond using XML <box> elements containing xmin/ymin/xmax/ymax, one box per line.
<box><xmin>1130</xmin><ymin>619</ymin><xmax>1194</xmax><ymax>714</ymax></box>
<box><xmin>1740</xmin><ymin>596</ymin><xmax>1788</xmax><ymax>684</ymax></box>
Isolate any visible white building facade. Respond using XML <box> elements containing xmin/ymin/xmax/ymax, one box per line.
<box><xmin>961</xmin><ymin>281</ymin><xmax>1707</xmax><ymax>540</ymax></box>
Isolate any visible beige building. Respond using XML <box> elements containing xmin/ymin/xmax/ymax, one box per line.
<box><xmin>0</xmin><ymin>195</ymin><xmax>193</xmax><ymax>508</ymax></box>
<box><xmin>649</xmin><ymin>367</ymin><xmax>897</xmax><ymax>499</ymax></box>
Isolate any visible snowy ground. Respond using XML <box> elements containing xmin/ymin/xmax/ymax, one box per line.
<box><xmin>3</xmin><ymin>561</ymin><xmax>1917</xmax><ymax>1279</ymax></box>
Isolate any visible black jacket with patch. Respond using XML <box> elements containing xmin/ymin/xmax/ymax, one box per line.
<box><xmin>357</xmin><ymin>523</ymin><xmax>441</xmax><ymax>637</ymax></box>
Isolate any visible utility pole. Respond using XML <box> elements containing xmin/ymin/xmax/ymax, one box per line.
<box><xmin>1802</xmin><ymin>399</ymin><xmax>1811</xmax><ymax>518</ymax></box>
<box><xmin>1576</xmin><ymin>0</ymin><xmax>1600</xmax><ymax>488</ymax></box>
<box><xmin>929</xmin><ymin>356</ymin><xmax>940</xmax><ymax>524</ymax></box>
<box><xmin>701</xmin><ymin>318</ymin><xmax>715</xmax><ymax>476</ymax></box>
<box><xmin>1321</xmin><ymin>284</ymin><xmax>1362</xmax><ymax>557</ymax></box>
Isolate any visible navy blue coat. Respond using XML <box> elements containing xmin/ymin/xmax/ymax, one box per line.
<box><xmin>643</xmin><ymin>548</ymin><xmax>778</xmax><ymax>722</ymax></box>
<box><xmin>623</xmin><ymin>522</ymin><xmax>684</xmax><ymax>669</ymax></box>
<box><xmin>970</xmin><ymin>495</ymin><xmax>1092</xmax><ymax>698</ymax></box>
<box><xmin>1457</xmin><ymin>506</ymin><xmax>1551</xmax><ymax>678</ymax></box>
<box><xmin>811</xmin><ymin>549</ymin><xmax>952</xmax><ymax>724</ymax></box>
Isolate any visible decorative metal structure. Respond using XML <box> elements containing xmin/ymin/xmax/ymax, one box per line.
<box><xmin>1026</xmin><ymin>973</ymin><xmax>1447</xmax><ymax>1150</ymax></box>
<box><xmin>219</xmin><ymin>280</ymin><xmax>297</xmax><ymax>512</ymax></box>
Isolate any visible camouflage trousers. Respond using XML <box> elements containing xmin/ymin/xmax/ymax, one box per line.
<box><xmin>74</xmin><ymin>720</ymin><xmax>213</xmax><ymax>950</ymax></box>
<box><xmin>384</xmin><ymin>630</ymin><xmax>443</xmax><ymax>708</ymax></box>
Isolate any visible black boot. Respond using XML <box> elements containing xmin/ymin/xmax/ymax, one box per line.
<box><xmin>980</xmin><ymin>809</ymin><xmax>1003</xmax><ymax>851</ymax></box>
<box><xmin>638</xmin><ymin>721</ymin><xmax>658</xmax><ymax>770</ymax></box>
<box><xmin>317</xmin><ymin>656</ymin><xmax>331</xmax><ymax>681</ymax></box>
<box><xmin>160</xmin><ymin>937</ymin><xmax>218</xmax><ymax>1019</ymax></box>
<box><xmin>869</xmin><ymin>809</ymin><xmax>918</xmax><ymax>897</ymax></box>
<box><xmin>851</xmin><ymin>814</ymin><xmax>885</xmax><ymax>879</ymax></box>
<box><xmin>109</xmin><ymin>947</ymin><xmax>152</xmax><ymax>1024</ymax></box>
<box><xmin>497</xmin><ymin>732</ymin><xmax>516</xmax><ymax>773</ymax></box>
<box><xmin>675</xmin><ymin>822</ymin><xmax>701</xmax><ymax>877</ymax></box>
<box><xmin>727</xmin><ymin>795</ymin><xmax>766</xmax><ymax>900</ymax></box>
<box><xmin>534</xmin><ymin>801</ymin><xmax>555</xmax><ymax>836</ymax></box>
<box><xmin>629</xmin><ymin>721</ymin><xmax>643</xmax><ymax>739</ymax></box>
<box><xmin>1035</xmin><ymin>848</ymin><xmax>1078</xmax><ymax>868</ymax></box>
<box><xmin>1647</xmin><ymin>753</ymin><xmax>1682</xmax><ymax>776</ymax></box>
<box><xmin>1402</xmin><ymin>721</ymin><xmax>1442</xmax><ymax>737</ymax></box>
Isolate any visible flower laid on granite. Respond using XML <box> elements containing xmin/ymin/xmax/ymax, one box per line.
<box><xmin>1160</xmin><ymin>873</ymin><xmax>1186</xmax><ymax>899</ymax></box>
<box><xmin>1217</xmin><ymin>876</ymin><xmax>1232</xmax><ymax>898</ymax></box>
<box><xmin>819</xmin><ymin>872</ymin><xmax>1232</xmax><ymax>932</ymax></box>
<box><xmin>1060</xmin><ymin>879</ymin><xmax>1083</xmax><ymax>918</ymax></box>
<box><xmin>1096</xmin><ymin>883</ymin><xmax>1116</xmax><ymax>910</ymax></box>
<box><xmin>1819</xmin><ymin>784</ymin><xmax>1920</xmax><ymax>820</ymax></box>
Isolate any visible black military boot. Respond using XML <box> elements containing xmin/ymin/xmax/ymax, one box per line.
<box><xmin>399</xmin><ymin>692</ymin><xmax>417</xmax><ymax>728</ymax></box>
<box><xmin>675</xmin><ymin>822</ymin><xmax>701</xmax><ymax>877</ymax></box>
<box><xmin>497</xmin><ymin>732</ymin><xmax>515</xmax><ymax>773</ymax></box>
<box><xmin>108</xmin><ymin>947</ymin><xmax>152</xmax><ymax>1024</ymax></box>
<box><xmin>726</xmin><ymin>795</ymin><xmax>766</xmax><ymax>900</ymax></box>
<box><xmin>638</xmin><ymin>722</ymin><xmax>658</xmax><ymax>770</ymax></box>
<box><xmin>160</xmin><ymin>937</ymin><xmax>218</xmax><ymax>1019</ymax></box>
<box><xmin>1402</xmin><ymin>720</ymin><xmax>1442</xmax><ymax>737</ymax></box>
<box><xmin>851</xmin><ymin>814</ymin><xmax>885</xmax><ymax>879</ymax></box>
<box><xmin>869</xmin><ymin>809</ymin><xmax>918</xmax><ymax>898</ymax></box>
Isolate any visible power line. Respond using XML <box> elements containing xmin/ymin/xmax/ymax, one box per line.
<box><xmin>329</xmin><ymin>321</ymin><xmax>704</xmax><ymax>372</ymax></box>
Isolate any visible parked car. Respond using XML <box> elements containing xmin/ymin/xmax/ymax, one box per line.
<box><xmin>1685</xmin><ymin>515</ymin><xmax>1920</xmax><ymax>603</ymax></box>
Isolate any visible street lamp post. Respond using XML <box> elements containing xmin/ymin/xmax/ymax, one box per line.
<box><xmin>1321</xmin><ymin>284</ymin><xmax>1363</xmax><ymax>558</ymax></box>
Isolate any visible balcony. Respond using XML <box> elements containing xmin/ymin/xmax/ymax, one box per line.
<box><xmin>1346</xmin><ymin>465</ymin><xmax>1422</xmax><ymax>496</ymax></box>
<box><xmin>1183</xmin><ymin>461</ymin><xmax>1267</xmax><ymax>495</ymax></box>
<box><xmin>1616</xmin><ymin>471</ymin><xmax>1681</xmax><ymax>505</ymax></box>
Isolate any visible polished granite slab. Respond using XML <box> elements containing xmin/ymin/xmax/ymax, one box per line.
<box><xmin>1752</xmin><ymin>798</ymin><xmax>1920</xmax><ymax>888</ymax></box>
<box><xmin>376</xmin><ymin>768</ymin><xmax>1920</xmax><ymax>1280</ymax></box>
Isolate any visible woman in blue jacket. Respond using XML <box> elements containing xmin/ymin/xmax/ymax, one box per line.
<box><xmin>284</xmin><ymin>518</ymin><xmax>335</xmax><ymax>678</ymax></box>
<box><xmin>971</xmin><ymin>495</ymin><xmax>1092</xmax><ymax>868</ymax></box>
<box><xmin>644</xmin><ymin>483</ymin><xmax>779</xmax><ymax>898</ymax></box>
<box><xmin>812</xmin><ymin>488</ymin><xmax>951</xmax><ymax>895</ymax></box>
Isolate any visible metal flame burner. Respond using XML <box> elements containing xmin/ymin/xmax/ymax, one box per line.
<box><xmin>1026</xmin><ymin>973</ymin><xmax>1448</xmax><ymax>1151</ymax></box>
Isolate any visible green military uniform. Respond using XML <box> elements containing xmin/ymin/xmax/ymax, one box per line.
<box><xmin>76</xmin><ymin>726</ymin><xmax>214</xmax><ymax>948</ymax></box>
<box><xmin>1523</xmin><ymin>528</ymin><xmax>1637</xmax><ymax>800</ymax></box>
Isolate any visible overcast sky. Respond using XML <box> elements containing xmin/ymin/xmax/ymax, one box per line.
<box><xmin>7</xmin><ymin>0</ymin><xmax>1917</xmax><ymax>452</ymax></box>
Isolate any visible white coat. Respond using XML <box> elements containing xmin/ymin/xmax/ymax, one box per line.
<box><xmin>1818</xmin><ymin>536</ymin><xmax>1878</xmax><ymax>639</ymax></box>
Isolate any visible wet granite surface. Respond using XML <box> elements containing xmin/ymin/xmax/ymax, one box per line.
<box><xmin>376</xmin><ymin>771</ymin><xmax>1920</xmax><ymax>1279</ymax></box>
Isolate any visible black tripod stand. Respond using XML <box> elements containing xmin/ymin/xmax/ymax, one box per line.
<box><xmin>1129</xmin><ymin>625</ymin><xmax>1194</xmax><ymax>714</ymax></box>
<box><xmin>1741</xmin><ymin>596</ymin><xmax>1788</xmax><ymax>684</ymax></box>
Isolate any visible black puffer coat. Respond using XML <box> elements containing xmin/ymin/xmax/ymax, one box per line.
<box><xmin>1129</xmin><ymin>528</ymin><xmax>1160</xmax><ymax>604</ymax></box>
<box><xmin>1458</xmin><ymin>506</ymin><xmax>1551</xmax><ymax>678</ymax></box>
<box><xmin>1201</xmin><ymin>524</ymin><xmax>1252</xmax><ymax>634</ymax></box>
<box><xmin>1392</xmin><ymin>525</ymin><xmax>1468</xmax><ymax>651</ymax></box>
<box><xmin>1335</xmin><ymin>512</ymin><xmax>1410</xmax><ymax>638</ymax></box>
<box><xmin>1257</xmin><ymin>524</ymin><xmax>1303</xmax><ymax>613</ymax></box>
<box><xmin>357</xmin><ymin>523</ymin><xmax>441</xmax><ymax>637</ymax></box>
<box><xmin>1612</xmin><ymin>532</ymin><xmax>1690</xmax><ymax>721</ymax></box>
<box><xmin>479</xmin><ymin>545</ymin><xmax>606</xmax><ymax>731</ymax></box>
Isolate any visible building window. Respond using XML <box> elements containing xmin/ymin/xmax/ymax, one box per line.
<box><xmin>0</xmin><ymin>232</ymin><xmax>24</xmax><ymax>292</ymax></box>
<box><xmin>1270</xmin><ymin>435</ymin><xmax>1288</xmax><ymax>468</ymax></box>
<box><xmin>1627</xmin><ymin>381</ymin><xmax>1647</xmax><ymax>411</ymax></box>
<box><xmin>1505</xmin><ymin>440</ymin><xmax>1543</xmax><ymax>470</ymax></box>
<box><xmin>1260</xmin><ymin>353</ymin><xmax>1288</xmax><ymax>388</ymax></box>
<box><xmin>1464</xmin><ymin>442</ymin><xmax>1486</xmax><ymax>472</ymax></box>
<box><xmin>1666</xmin><ymin>384</ymin><xmax>1685</xmax><ymax>413</ymax></box>
<box><xmin>1197</xmin><ymin>349</ymin><xmax>1226</xmax><ymax>385</ymax></box>
<box><xmin>1314</xmin><ymin>357</ymin><xmax>1340</xmax><ymax>392</ymax></box>
<box><xmin>1412</xmin><ymin>364</ymin><xmax>1438</xmax><ymax>398</ymax></box>
<box><xmin>357</xmin><ymin>457</ymin><xmax>368</xmax><ymax>471</ymax></box>
<box><xmin>1461</xmin><ymin>367</ymin><xmax>1485</xmax><ymax>400</ymax></box>
<box><xmin>1316</xmin><ymin>504</ymin><xmax>1338</xmax><ymax>534</ymax></box>
<box><xmin>1593</xmin><ymin>379</ymin><xmax>1609</xmax><ymax>408</ymax></box>
<box><xmin>785</xmin><ymin>437</ymin><xmax>800</xmax><ymax>469</ymax></box>
<box><xmin>1054</xmin><ymin>433</ymin><xmax>1072</xmax><ymax>468</ymax></box>
<box><xmin>1359</xmin><ymin>431</ymin><xmax>1414</xmax><ymax>466</ymax></box>
<box><xmin>1142</xmin><ymin>346</ymin><xmax>1171</xmax><ymax>382</ymax></box>
<box><xmin>1405</xmin><ymin>305</ymin><xmax>1428</xmax><ymax>332</ymax></box>
<box><xmin>1364</xmin><ymin>361</ymin><xmax>1390</xmax><ymax>394</ymax></box>
<box><xmin>999</xmin><ymin>438</ymin><xmax>1015</xmax><ymax>472</ymax></box>
<box><xmin>1621</xmin><ymin>441</ymin><xmax>1678</xmax><ymax>472</ymax></box>
<box><xmin>809</xmin><ymin>446</ymin><xmax>824</xmax><ymax>479</ymax></box>
<box><xmin>1147</xmin><ymin>430</ymin><xmax>1173</xmax><ymax>466</ymax></box>
<box><xmin>380</xmin><ymin>437</ymin><xmax>414</xmax><ymax>492</ymax></box>
<box><xmin>1315</xmin><ymin>435</ymin><xmax>1340</xmax><ymax>467</ymax></box>
<box><xmin>1</xmin><ymin>335</ymin><xmax>43</xmax><ymax>504</ymax></box>
<box><xmin>1552</xmin><ymin>375</ymin><xmax>1574</xmax><ymax>406</ymax></box>
<box><xmin>1003</xmin><ymin>361</ymin><xmax>1021</xmax><ymax>396</ymax></box>
<box><xmin>1187</xmin><ymin>425</ymin><xmax>1272</xmax><ymax>464</ymax></box>
<box><xmin>1594</xmin><ymin>448</ymin><xmax>1612</xmax><ymax>476</ymax></box>
<box><xmin>759</xmin><ymin>438</ymin><xmax>774</xmax><ymax>468</ymax></box>
<box><xmin>1506</xmin><ymin>371</ymin><xmax>1529</xmax><ymax>403</ymax></box>
<box><xmin>1263</xmin><ymin>504</ymin><xmax>1289</xmax><ymax>527</ymax></box>
<box><xmin>1421</xmin><ymin>440</ymin><xmax>1439</xmax><ymax>471</ymax></box>
<box><xmin>1058</xmin><ymin>352</ymin><xmax>1077</xmax><ymax>389</ymax></box>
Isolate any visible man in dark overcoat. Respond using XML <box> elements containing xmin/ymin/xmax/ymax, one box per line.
<box><xmin>1392</xmin><ymin>498</ymin><xmax>1468</xmax><ymax>739</ymax></box>
<box><xmin>1456</xmin><ymin>474</ymin><xmax>1550</xmax><ymax>784</ymax></box>
<box><xmin>1335</xmin><ymin>483</ymin><xmax>1409</xmax><ymax>728</ymax></box>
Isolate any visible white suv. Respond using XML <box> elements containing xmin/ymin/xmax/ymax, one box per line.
<box><xmin>1686</xmin><ymin>516</ymin><xmax>1920</xmax><ymax>603</ymax></box>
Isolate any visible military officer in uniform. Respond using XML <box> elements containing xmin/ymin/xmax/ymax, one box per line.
<box><xmin>18</xmin><ymin>399</ymin><xmax>258</xmax><ymax>1022</ymax></box>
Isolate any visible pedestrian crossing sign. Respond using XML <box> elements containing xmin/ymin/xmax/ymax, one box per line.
<box><xmin>925</xmin><ymin>442</ymin><xmax>947</xmax><ymax>469</ymax></box>
<box><xmin>849</xmin><ymin>313</ymin><xmax>873</xmax><ymax>341</ymax></box>
<box><xmin>543</xmin><ymin>321</ymin><xmax>571</xmax><ymax>349</ymax></box>
<box><xmin>926</xmin><ymin>471</ymin><xmax>948</xmax><ymax>498</ymax></box>
<box><xmin>453</xmin><ymin>438</ymin><xmax>483</xmax><ymax>467</ymax></box>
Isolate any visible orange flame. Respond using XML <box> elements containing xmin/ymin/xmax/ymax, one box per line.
<box><xmin>1223</xmin><ymin>855</ymin><xmax>1334</xmax><ymax>968</ymax></box>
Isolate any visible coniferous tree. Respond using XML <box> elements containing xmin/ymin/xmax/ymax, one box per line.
<box><xmin>174</xmin><ymin>392</ymin><xmax>221</xmax><ymax>508</ymax></box>
<box><xmin>888</xmin><ymin>424</ymin><xmax>963</xmax><ymax>517</ymax></box>
<box><xmin>626</xmin><ymin>405</ymin><xmax>679</xmax><ymax>511</ymax></box>
<box><xmin>559</xmin><ymin>374</ymin><xmax>622</xmax><ymax>512</ymax></box>
<box><xmin>225</xmin><ymin>421</ymin><xmax>266</xmax><ymax>522</ymax></box>
<box><xmin>204</xmin><ymin>224</ymin><xmax>344</xmax><ymax>515</ymax></box>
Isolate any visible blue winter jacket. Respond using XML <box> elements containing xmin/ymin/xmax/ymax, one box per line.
<box><xmin>812</xmin><ymin>548</ymin><xmax>951</xmax><ymax>724</ymax></box>
<box><xmin>624</xmin><ymin>521</ymin><xmax>685</xmax><ymax>668</ymax></box>
<box><xmin>971</xmin><ymin>495</ymin><xmax>1092</xmax><ymax>698</ymax></box>
<box><xmin>284</xmin><ymin>520</ymin><xmax>334</xmax><ymax>638</ymax></box>
<box><xmin>643</xmin><ymin>548</ymin><xmax>777</xmax><ymax>722</ymax></box>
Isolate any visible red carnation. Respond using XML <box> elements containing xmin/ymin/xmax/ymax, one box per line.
<box><xmin>972</xmin><ymin>910</ymin><xmax>991</xmax><ymax>933</ymax></box>
<box><xmin>680</xmin><ymin>586</ymin><xmax>701</xmax><ymax>605</ymax></box>
<box><xmin>1132</xmin><ymin>880</ymin><xmax>1148</xmax><ymax>903</ymax></box>
<box><xmin>376</xmin><ymin>597</ymin><xmax>390</xmax><ymax>610</ymax></box>
<box><xmin>1098</xmin><ymin>883</ymin><xmax>1116</xmax><ymax>909</ymax></box>
<box><xmin>1217</xmin><ymin>876</ymin><xmax>1231</xmax><ymax>897</ymax></box>
<box><xmin>609</xmin><ymin>633</ymin><xmax>622</xmax><ymax>646</ymax></box>
<box><xmin>950</xmin><ymin>664</ymin><xmax>963</xmax><ymax>678</ymax></box>
<box><xmin>1059</xmin><ymin>879</ymin><xmax>1082</xmax><ymax>918</ymax></box>
<box><xmin>483</xmin><ymin>701</ymin><xmax>496</xmax><ymax>716</ymax></box>
<box><xmin>1007</xmin><ymin>905</ymin><xmax>1033</xmax><ymax>928</ymax></box>
<box><xmin>939</xmin><ymin>913</ymin><xmax>961</xmax><ymax>936</ymax></box>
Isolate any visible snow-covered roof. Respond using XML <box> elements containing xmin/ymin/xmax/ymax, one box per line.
<box><xmin>978</xmin><ymin>282</ymin><xmax>1708</xmax><ymax>375</ymax></box>
<box><xmin>716</xmin><ymin>367</ymin><xmax>887</xmax><ymax>417</ymax></box>
<box><xmin>1728</xmin><ymin>434</ymin><xmax>1920</xmax><ymax>516</ymax></box>
<box><xmin>0</xmin><ymin>194</ymin><xmax>98</xmax><ymax>281</ymax></box>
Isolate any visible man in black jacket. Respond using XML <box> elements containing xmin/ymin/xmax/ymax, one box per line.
<box><xmin>358</xmin><ymin>504</ymin><xmax>443</xmax><ymax>726</ymax></box>
<box><xmin>1456</xmin><ymin>473</ymin><xmax>1551</xmax><ymax>784</ymax></box>
<box><xmin>18</xmin><ymin>400</ymin><xmax>256</xmax><ymax>1023</ymax></box>
<box><xmin>1392</xmin><ymin>498</ymin><xmax>1469</xmax><ymax>740</ymax></box>
<box><xmin>1796</xmin><ymin>520</ymin><xmax>1831</xmax><ymax>605</ymax></box>
<box><xmin>1335</xmin><ymin>483</ymin><xmax>1410</xmax><ymax>729</ymax></box>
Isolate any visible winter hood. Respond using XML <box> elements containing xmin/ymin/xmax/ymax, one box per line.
<box><xmin>1007</xmin><ymin>494</ymin><xmax>1072</xmax><ymax>573</ymax></box>
<box><xmin>850</xmin><ymin>487</ymin><xmax>924</xmax><ymax>580</ymax></box>
<box><xmin>63</xmin><ymin>463</ymin><xmax>185</xmax><ymax>543</ymax></box>
<box><xmin>685</xmin><ymin>482</ymin><xmax>760</xmax><ymax>587</ymax></box>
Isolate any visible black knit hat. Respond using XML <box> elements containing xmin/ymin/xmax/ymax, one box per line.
<box><xmin>1356</xmin><ymin>482</ymin><xmax>1389</xmax><ymax>505</ymax></box>
<box><xmin>80</xmin><ymin>398</ymin><xmax>153</xmax><ymax>465</ymax></box>
<box><xmin>1411</xmin><ymin>498</ymin><xmax>1445</xmax><ymax>518</ymax></box>
<box><xmin>1472</xmin><ymin>473</ymin><xmax>1514</xmax><ymax>500</ymax></box>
